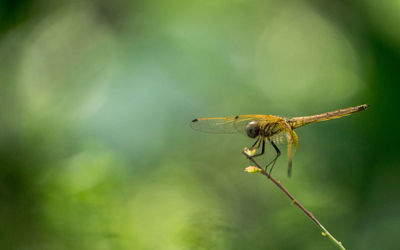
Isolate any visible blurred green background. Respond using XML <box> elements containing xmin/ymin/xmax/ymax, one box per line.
<box><xmin>0</xmin><ymin>1</ymin><xmax>399</xmax><ymax>249</ymax></box>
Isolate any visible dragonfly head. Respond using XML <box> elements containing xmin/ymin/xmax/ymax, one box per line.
<box><xmin>246</xmin><ymin>121</ymin><xmax>261</xmax><ymax>138</ymax></box>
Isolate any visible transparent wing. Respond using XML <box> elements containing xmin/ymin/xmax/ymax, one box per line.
<box><xmin>190</xmin><ymin>115</ymin><xmax>270</xmax><ymax>134</ymax></box>
<box><xmin>270</xmin><ymin>131</ymin><xmax>299</xmax><ymax>148</ymax></box>
<box><xmin>270</xmin><ymin>132</ymin><xmax>288</xmax><ymax>145</ymax></box>
<box><xmin>268</xmin><ymin>130</ymin><xmax>298</xmax><ymax>176</ymax></box>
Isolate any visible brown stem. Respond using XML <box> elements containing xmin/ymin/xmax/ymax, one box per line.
<box><xmin>242</xmin><ymin>151</ymin><xmax>345</xmax><ymax>250</ymax></box>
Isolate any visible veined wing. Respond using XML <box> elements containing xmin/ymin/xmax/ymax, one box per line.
<box><xmin>269</xmin><ymin>130</ymin><xmax>299</xmax><ymax>177</ymax></box>
<box><xmin>270</xmin><ymin>130</ymin><xmax>299</xmax><ymax>149</ymax></box>
<box><xmin>190</xmin><ymin>115</ymin><xmax>272</xmax><ymax>134</ymax></box>
<box><xmin>270</xmin><ymin>132</ymin><xmax>287</xmax><ymax>145</ymax></box>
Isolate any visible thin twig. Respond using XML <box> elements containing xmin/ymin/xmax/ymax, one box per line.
<box><xmin>242</xmin><ymin>151</ymin><xmax>345</xmax><ymax>250</ymax></box>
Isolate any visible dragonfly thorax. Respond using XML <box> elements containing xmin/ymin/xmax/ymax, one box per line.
<box><xmin>246</xmin><ymin>121</ymin><xmax>282</xmax><ymax>139</ymax></box>
<box><xmin>262</xmin><ymin>122</ymin><xmax>282</xmax><ymax>138</ymax></box>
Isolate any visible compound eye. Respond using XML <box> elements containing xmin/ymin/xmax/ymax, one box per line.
<box><xmin>246</xmin><ymin>121</ymin><xmax>260</xmax><ymax>138</ymax></box>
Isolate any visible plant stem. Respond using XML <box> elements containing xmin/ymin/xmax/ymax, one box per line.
<box><xmin>242</xmin><ymin>151</ymin><xmax>346</xmax><ymax>250</ymax></box>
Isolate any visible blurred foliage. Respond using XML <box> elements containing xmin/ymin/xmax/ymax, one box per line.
<box><xmin>0</xmin><ymin>0</ymin><xmax>399</xmax><ymax>249</ymax></box>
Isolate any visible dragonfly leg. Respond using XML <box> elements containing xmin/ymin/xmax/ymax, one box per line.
<box><xmin>265</xmin><ymin>140</ymin><xmax>281</xmax><ymax>175</ymax></box>
<box><xmin>251</xmin><ymin>137</ymin><xmax>259</xmax><ymax>148</ymax></box>
<box><xmin>252</xmin><ymin>138</ymin><xmax>265</xmax><ymax>158</ymax></box>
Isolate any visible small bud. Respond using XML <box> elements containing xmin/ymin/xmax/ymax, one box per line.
<box><xmin>244</xmin><ymin>147</ymin><xmax>256</xmax><ymax>156</ymax></box>
<box><xmin>245</xmin><ymin>166</ymin><xmax>262</xmax><ymax>173</ymax></box>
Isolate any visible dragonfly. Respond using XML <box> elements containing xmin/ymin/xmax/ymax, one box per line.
<box><xmin>191</xmin><ymin>104</ymin><xmax>370</xmax><ymax>176</ymax></box>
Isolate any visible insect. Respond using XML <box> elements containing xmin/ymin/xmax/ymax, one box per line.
<box><xmin>191</xmin><ymin>104</ymin><xmax>369</xmax><ymax>176</ymax></box>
